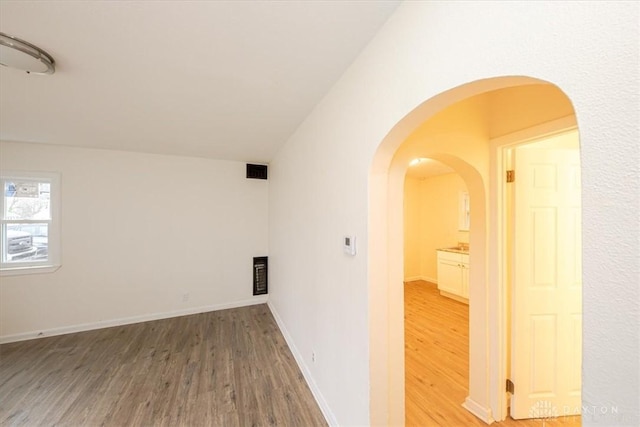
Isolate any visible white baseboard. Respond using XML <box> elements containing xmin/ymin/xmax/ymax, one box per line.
<box><xmin>404</xmin><ymin>275</ymin><xmax>437</xmax><ymax>284</ymax></box>
<box><xmin>0</xmin><ymin>296</ymin><xmax>269</xmax><ymax>344</ymax></box>
<box><xmin>463</xmin><ymin>396</ymin><xmax>495</xmax><ymax>425</ymax></box>
<box><xmin>267</xmin><ymin>301</ymin><xmax>337</xmax><ymax>427</ymax></box>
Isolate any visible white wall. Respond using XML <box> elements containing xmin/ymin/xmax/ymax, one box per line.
<box><xmin>269</xmin><ymin>2</ymin><xmax>639</xmax><ymax>426</ymax></box>
<box><xmin>404</xmin><ymin>173</ymin><xmax>469</xmax><ymax>283</ymax></box>
<box><xmin>0</xmin><ymin>141</ymin><xmax>268</xmax><ymax>342</ymax></box>
<box><xmin>402</xmin><ymin>176</ymin><xmax>421</xmax><ymax>280</ymax></box>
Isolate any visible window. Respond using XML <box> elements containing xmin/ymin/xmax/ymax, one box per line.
<box><xmin>459</xmin><ymin>191</ymin><xmax>470</xmax><ymax>231</ymax></box>
<box><xmin>1</xmin><ymin>172</ymin><xmax>60</xmax><ymax>275</ymax></box>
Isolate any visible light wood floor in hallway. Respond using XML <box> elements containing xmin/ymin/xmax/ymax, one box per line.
<box><xmin>0</xmin><ymin>304</ymin><xmax>327</xmax><ymax>427</ymax></box>
<box><xmin>405</xmin><ymin>280</ymin><xmax>581</xmax><ymax>427</ymax></box>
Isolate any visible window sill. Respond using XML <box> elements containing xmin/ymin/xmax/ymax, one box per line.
<box><xmin>0</xmin><ymin>264</ymin><xmax>61</xmax><ymax>277</ymax></box>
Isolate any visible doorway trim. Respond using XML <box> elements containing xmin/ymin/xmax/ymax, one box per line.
<box><xmin>368</xmin><ymin>75</ymin><xmax>567</xmax><ymax>426</ymax></box>
<box><xmin>489</xmin><ymin>115</ymin><xmax>578</xmax><ymax>421</ymax></box>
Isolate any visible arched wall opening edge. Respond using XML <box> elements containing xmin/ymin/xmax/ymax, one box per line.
<box><xmin>367</xmin><ymin>75</ymin><xmax>577</xmax><ymax>426</ymax></box>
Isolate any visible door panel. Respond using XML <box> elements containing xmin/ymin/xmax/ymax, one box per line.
<box><xmin>531</xmin><ymin>207</ymin><xmax>557</xmax><ymax>287</ymax></box>
<box><xmin>530</xmin><ymin>314</ymin><xmax>557</xmax><ymax>394</ymax></box>
<box><xmin>510</xmin><ymin>132</ymin><xmax>582</xmax><ymax>419</ymax></box>
<box><xmin>438</xmin><ymin>259</ymin><xmax>462</xmax><ymax>295</ymax></box>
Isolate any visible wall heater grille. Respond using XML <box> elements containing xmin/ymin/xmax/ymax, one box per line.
<box><xmin>253</xmin><ymin>256</ymin><xmax>268</xmax><ymax>295</ymax></box>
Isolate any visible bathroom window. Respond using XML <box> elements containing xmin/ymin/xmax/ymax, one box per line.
<box><xmin>459</xmin><ymin>192</ymin><xmax>470</xmax><ymax>231</ymax></box>
<box><xmin>0</xmin><ymin>172</ymin><xmax>61</xmax><ymax>275</ymax></box>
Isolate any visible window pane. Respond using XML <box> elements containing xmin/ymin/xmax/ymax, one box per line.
<box><xmin>4</xmin><ymin>181</ymin><xmax>51</xmax><ymax>220</ymax></box>
<box><xmin>3</xmin><ymin>223</ymin><xmax>48</xmax><ymax>263</ymax></box>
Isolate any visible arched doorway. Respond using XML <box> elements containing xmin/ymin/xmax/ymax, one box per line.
<box><xmin>368</xmin><ymin>76</ymin><xmax>581</xmax><ymax>425</ymax></box>
<box><xmin>402</xmin><ymin>156</ymin><xmax>477</xmax><ymax>426</ymax></box>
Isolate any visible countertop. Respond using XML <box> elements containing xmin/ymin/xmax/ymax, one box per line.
<box><xmin>437</xmin><ymin>247</ymin><xmax>469</xmax><ymax>254</ymax></box>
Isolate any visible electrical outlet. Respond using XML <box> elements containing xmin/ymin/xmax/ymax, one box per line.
<box><xmin>311</xmin><ymin>351</ymin><xmax>316</xmax><ymax>363</ymax></box>
<box><xmin>182</xmin><ymin>293</ymin><xmax>189</xmax><ymax>302</ymax></box>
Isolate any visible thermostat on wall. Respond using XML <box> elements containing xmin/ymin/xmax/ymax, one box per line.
<box><xmin>344</xmin><ymin>235</ymin><xmax>356</xmax><ymax>256</ymax></box>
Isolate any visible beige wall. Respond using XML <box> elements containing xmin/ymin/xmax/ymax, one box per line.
<box><xmin>401</xmin><ymin>84</ymin><xmax>576</xmax><ymax>284</ymax></box>
<box><xmin>487</xmin><ymin>84</ymin><xmax>575</xmax><ymax>139</ymax></box>
<box><xmin>266</xmin><ymin>2</ymin><xmax>638</xmax><ymax>425</ymax></box>
<box><xmin>403</xmin><ymin>176</ymin><xmax>421</xmax><ymax>280</ymax></box>
<box><xmin>404</xmin><ymin>173</ymin><xmax>468</xmax><ymax>282</ymax></box>
<box><xmin>0</xmin><ymin>141</ymin><xmax>269</xmax><ymax>342</ymax></box>
<box><xmin>419</xmin><ymin>173</ymin><xmax>469</xmax><ymax>281</ymax></box>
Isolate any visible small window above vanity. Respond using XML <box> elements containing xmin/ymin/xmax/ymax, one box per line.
<box><xmin>459</xmin><ymin>192</ymin><xmax>470</xmax><ymax>231</ymax></box>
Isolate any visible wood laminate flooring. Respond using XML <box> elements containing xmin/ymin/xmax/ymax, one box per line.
<box><xmin>0</xmin><ymin>304</ymin><xmax>327</xmax><ymax>427</ymax></box>
<box><xmin>405</xmin><ymin>280</ymin><xmax>581</xmax><ymax>427</ymax></box>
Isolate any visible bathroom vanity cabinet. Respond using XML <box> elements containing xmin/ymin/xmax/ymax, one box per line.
<box><xmin>436</xmin><ymin>249</ymin><xmax>469</xmax><ymax>303</ymax></box>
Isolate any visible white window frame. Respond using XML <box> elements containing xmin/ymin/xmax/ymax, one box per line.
<box><xmin>0</xmin><ymin>171</ymin><xmax>61</xmax><ymax>276</ymax></box>
<box><xmin>458</xmin><ymin>191</ymin><xmax>470</xmax><ymax>232</ymax></box>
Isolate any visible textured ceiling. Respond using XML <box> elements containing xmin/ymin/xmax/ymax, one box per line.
<box><xmin>0</xmin><ymin>1</ymin><xmax>400</xmax><ymax>162</ymax></box>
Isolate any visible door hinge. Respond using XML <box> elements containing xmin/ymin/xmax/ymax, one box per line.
<box><xmin>506</xmin><ymin>379</ymin><xmax>515</xmax><ymax>394</ymax></box>
<box><xmin>506</xmin><ymin>170</ymin><xmax>515</xmax><ymax>183</ymax></box>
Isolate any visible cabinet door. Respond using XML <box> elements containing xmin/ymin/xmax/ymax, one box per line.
<box><xmin>438</xmin><ymin>259</ymin><xmax>463</xmax><ymax>295</ymax></box>
<box><xmin>461</xmin><ymin>262</ymin><xmax>469</xmax><ymax>298</ymax></box>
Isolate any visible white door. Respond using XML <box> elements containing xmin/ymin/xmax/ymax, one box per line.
<box><xmin>510</xmin><ymin>132</ymin><xmax>582</xmax><ymax>419</ymax></box>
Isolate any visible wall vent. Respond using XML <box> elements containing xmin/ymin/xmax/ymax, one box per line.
<box><xmin>246</xmin><ymin>164</ymin><xmax>268</xmax><ymax>180</ymax></box>
<box><xmin>253</xmin><ymin>256</ymin><xmax>268</xmax><ymax>295</ymax></box>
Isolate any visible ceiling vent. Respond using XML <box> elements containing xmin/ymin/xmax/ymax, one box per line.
<box><xmin>246</xmin><ymin>164</ymin><xmax>268</xmax><ymax>180</ymax></box>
